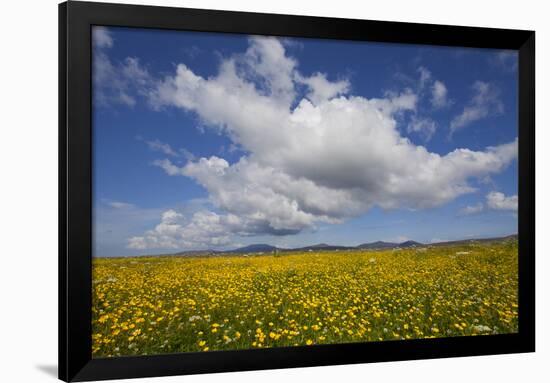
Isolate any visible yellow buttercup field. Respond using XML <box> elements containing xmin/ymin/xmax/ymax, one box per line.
<box><xmin>92</xmin><ymin>241</ymin><xmax>517</xmax><ymax>358</ymax></box>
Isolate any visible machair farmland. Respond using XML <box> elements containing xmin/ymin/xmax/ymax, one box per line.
<box><xmin>92</xmin><ymin>240</ymin><xmax>518</xmax><ymax>357</ymax></box>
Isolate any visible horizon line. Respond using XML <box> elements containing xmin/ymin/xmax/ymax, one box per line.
<box><xmin>93</xmin><ymin>233</ymin><xmax>518</xmax><ymax>258</ymax></box>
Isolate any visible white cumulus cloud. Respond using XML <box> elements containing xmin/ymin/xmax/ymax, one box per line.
<box><xmin>128</xmin><ymin>36</ymin><xmax>517</xmax><ymax>250</ymax></box>
<box><xmin>296</xmin><ymin>72</ymin><xmax>350</xmax><ymax>105</ymax></box>
<box><xmin>127</xmin><ymin>209</ymin><xmax>236</xmax><ymax>250</ymax></box>
<box><xmin>486</xmin><ymin>191</ymin><xmax>518</xmax><ymax>212</ymax></box>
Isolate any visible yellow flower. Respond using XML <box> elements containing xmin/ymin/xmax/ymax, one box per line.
<box><xmin>91</xmin><ymin>240</ymin><xmax>518</xmax><ymax>357</ymax></box>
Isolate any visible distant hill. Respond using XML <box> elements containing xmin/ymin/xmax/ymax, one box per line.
<box><xmin>399</xmin><ymin>240</ymin><xmax>423</xmax><ymax>248</ymax></box>
<box><xmin>291</xmin><ymin>243</ymin><xmax>355</xmax><ymax>252</ymax></box>
<box><xmin>357</xmin><ymin>241</ymin><xmax>398</xmax><ymax>250</ymax></box>
<box><xmin>226</xmin><ymin>244</ymin><xmax>279</xmax><ymax>253</ymax></box>
<box><xmin>223</xmin><ymin>240</ymin><xmax>422</xmax><ymax>253</ymax></box>
<box><xmin>306</xmin><ymin>243</ymin><xmax>330</xmax><ymax>249</ymax></box>
<box><xmin>173</xmin><ymin>249</ymin><xmax>216</xmax><ymax>256</ymax></box>
<box><xmin>160</xmin><ymin>234</ymin><xmax>517</xmax><ymax>257</ymax></box>
<box><xmin>357</xmin><ymin>240</ymin><xmax>423</xmax><ymax>249</ymax></box>
<box><xmin>429</xmin><ymin>234</ymin><xmax>518</xmax><ymax>247</ymax></box>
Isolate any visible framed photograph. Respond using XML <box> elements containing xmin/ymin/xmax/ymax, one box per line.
<box><xmin>59</xmin><ymin>1</ymin><xmax>535</xmax><ymax>381</ymax></box>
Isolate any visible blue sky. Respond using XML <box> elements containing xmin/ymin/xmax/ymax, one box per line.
<box><xmin>92</xmin><ymin>26</ymin><xmax>518</xmax><ymax>257</ymax></box>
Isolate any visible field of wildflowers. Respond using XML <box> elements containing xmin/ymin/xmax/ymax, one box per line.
<box><xmin>92</xmin><ymin>240</ymin><xmax>518</xmax><ymax>358</ymax></box>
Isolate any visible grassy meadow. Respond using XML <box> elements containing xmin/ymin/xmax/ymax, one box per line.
<box><xmin>92</xmin><ymin>240</ymin><xmax>518</xmax><ymax>358</ymax></box>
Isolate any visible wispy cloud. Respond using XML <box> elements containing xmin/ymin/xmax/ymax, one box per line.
<box><xmin>152</xmin><ymin>159</ymin><xmax>186</xmax><ymax>176</ymax></box>
<box><xmin>407</xmin><ymin>116</ymin><xmax>437</xmax><ymax>141</ymax></box>
<box><xmin>417</xmin><ymin>66</ymin><xmax>450</xmax><ymax>109</ymax></box>
<box><xmin>142</xmin><ymin>138</ymin><xmax>179</xmax><ymax>157</ymax></box>
<box><xmin>491</xmin><ymin>50</ymin><xmax>518</xmax><ymax>73</ymax></box>
<box><xmin>397</xmin><ymin>66</ymin><xmax>450</xmax><ymax>141</ymax></box>
<box><xmin>92</xmin><ymin>27</ymin><xmax>153</xmax><ymax>107</ymax></box>
<box><xmin>92</xmin><ymin>27</ymin><xmax>113</xmax><ymax>48</ymax></box>
<box><xmin>431</xmin><ymin>80</ymin><xmax>449</xmax><ymax>108</ymax></box>
<box><xmin>449</xmin><ymin>81</ymin><xmax>503</xmax><ymax>136</ymax></box>
<box><xmin>459</xmin><ymin>203</ymin><xmax>484</xmax><ymax>216</ymax></box>
<box><xmin>108</xmin><ymin>201</ymin><xmax>135</xmax><ymax>209</ymax></box>
<box><xmin>137</xmin><ymin>136</ymin><xmax>196</xmax><ymax>161</ymax></box>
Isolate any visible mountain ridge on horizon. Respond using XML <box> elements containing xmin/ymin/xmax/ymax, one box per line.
<box><xmin>166</xmin><ymin>233</ymin><xmax>518</xmax><ymax>256</ymax></box>
<box><xmin>96</xmin><ymin>234</ymin><xmax>518</xmax><ymax>258</ymax></box>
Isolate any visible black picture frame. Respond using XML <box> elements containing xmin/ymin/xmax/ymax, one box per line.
<box><xmin>59</xmin><ymin>1</ymin><xmax>535</xmax><ymax>381</ymax></box>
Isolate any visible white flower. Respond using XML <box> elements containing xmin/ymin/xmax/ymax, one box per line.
<box><xmin>472</xmin><ymin>325</ymin><xmax>492</xmax><ymax>333</ymax></box>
